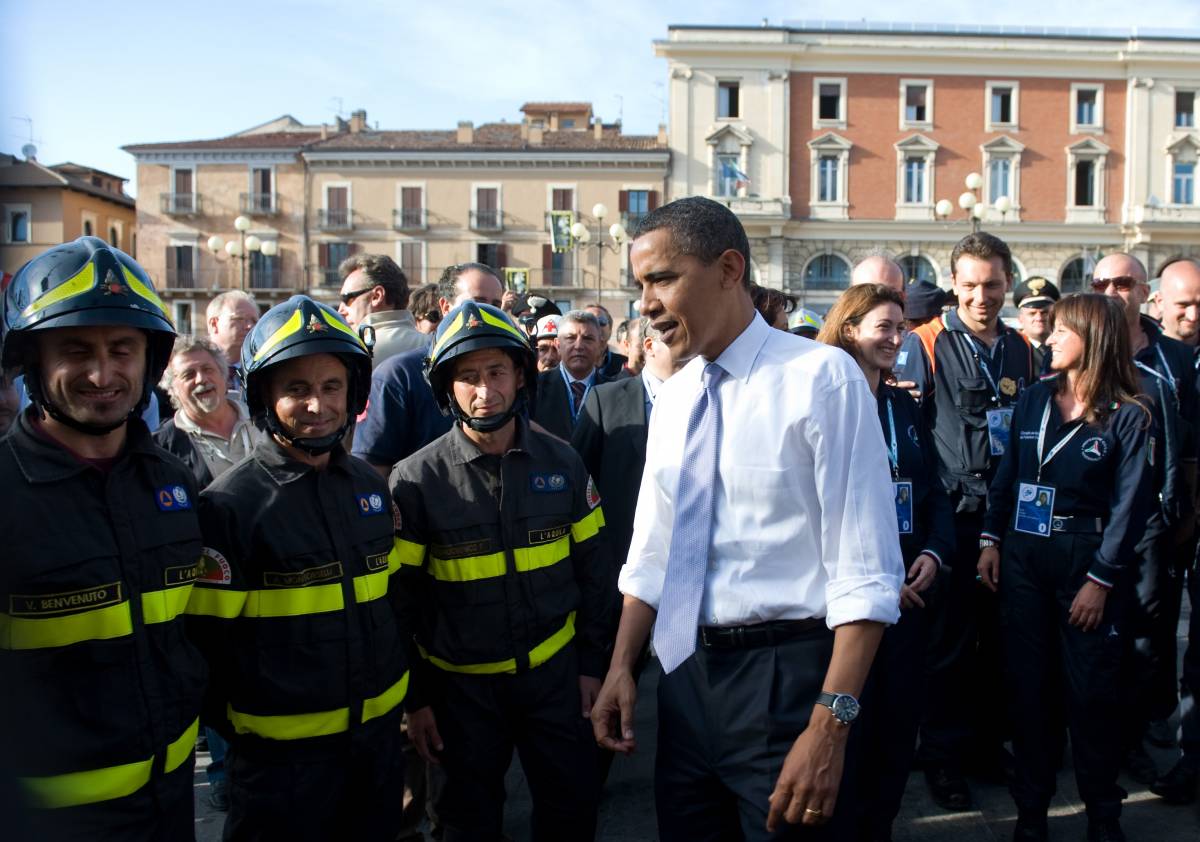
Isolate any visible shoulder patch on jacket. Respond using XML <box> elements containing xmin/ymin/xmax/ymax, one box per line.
<box><xmin>586</xmin><ymin>476</ymin><xmax>602</xmax><ymax>510</ymax></box>
<box><xmin>198</xmin><ymin>548</ymin><xmax>233</xmax><ymax>585</ymax></box>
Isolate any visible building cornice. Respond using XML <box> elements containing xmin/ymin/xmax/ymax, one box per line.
<box><xmin>301</xmin><ymin>150</ymin><xmax>669</xmax><ymax>171</ymax></box>
<box><xmin>128</xmin><ymin>150</ymin><xmax>301</xmax><ymax>165</ymax></box>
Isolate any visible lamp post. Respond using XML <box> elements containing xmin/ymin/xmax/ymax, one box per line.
<box><xmin>936</xmin><ymin>172</ymin><xmax>1013</xmax><ymax>233</ymax></box>
<box><xmin>570</xmin><ymin>203</ymin><xmax>627</xmax><ymax>302</ymax></box>
<box><xmin>206</xmin><ymin>215</ymin><xmax>278</xmax><ymax>290</ymax></box>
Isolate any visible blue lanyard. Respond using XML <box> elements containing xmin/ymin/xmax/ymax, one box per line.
<box><xmin>560</xmin><ymin>367</ymin><xmax>590</xmax><ymax>419</ymax></box>
<box><xmin>885</xmin><ymin>397</ymin><xmax>900</xmax><ymax>480</ymax></box>
<box><xmin>1036</xmin><ymin>396</ymin><xmax>1086</xmax><ymax>483</ymax></box>
<box><xmin>1134</xmin><ymin>344</ymin><xmax>1178</xmax><ymax>403</ymax></box>
<box><xmin>955</xmin><ymin>330</ymin><xmax>1004</xmax><ymax>402</ymax></box>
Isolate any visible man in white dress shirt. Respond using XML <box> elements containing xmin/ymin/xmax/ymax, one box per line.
<box><xmin>590</xmin><ymin>196</ymin><xmax>904</xmax><ymax>840</ymax></box>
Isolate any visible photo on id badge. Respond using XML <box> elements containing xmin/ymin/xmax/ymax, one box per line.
<box><xmin>987</xmin><ymin>407</ymin><xmax>1013</xmax><ymax>456</ymax></box>
<box><xmin>1015</xmin><ymin>481</ymin><xmax>1055</xmax><ymax>536</ymax></box>
<box><xmin>894</xmin><ymin>481</ymin><xmax>913</xmax><ymax>535</ymax></box>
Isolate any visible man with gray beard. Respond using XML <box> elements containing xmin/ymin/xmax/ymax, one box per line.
<box><xmin>154</xmin><ymin>336</ymin><xmax>262</xmax><ymax>489</ymax></box>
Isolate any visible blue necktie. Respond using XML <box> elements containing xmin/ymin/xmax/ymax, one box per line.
<box><xmin>654</xmin><ymin>362</ymin><xmax>724</xmax><ymax>674</ymax></box>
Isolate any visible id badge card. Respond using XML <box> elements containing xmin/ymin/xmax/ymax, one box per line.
<box><xmin>986</xmin><ymin>407</ymin><xmax>1014</xmax><ymax>456</ymax></box>
<box><xmin>1014</xmin><ymin>482</ymin><xmax>1055</xmax><ymax>537</ymax></box>
<box><xmin>893</xmin><ymin>481</ymin><xmax>914</xmax><ymax>535</ymax></box>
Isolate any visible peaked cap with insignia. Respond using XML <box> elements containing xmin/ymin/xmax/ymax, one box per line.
<box><xmin>1013</xmin><ymin>276</ymin><xmax>1061</xmax><ymax>309</ymax></box>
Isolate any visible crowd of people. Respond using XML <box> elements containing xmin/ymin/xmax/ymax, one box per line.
<box><xmin>0</xmin><ymin>196</ymin><xmax>1197</xmax><ymax>842</ymax></box>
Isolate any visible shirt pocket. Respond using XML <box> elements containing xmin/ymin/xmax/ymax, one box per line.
<box><xmin>954</xmin><ymin>377</ymin><xmax>993</xmax><ymax>421</ymax></box>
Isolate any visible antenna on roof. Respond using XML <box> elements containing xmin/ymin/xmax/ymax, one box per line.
<box><xmin>329</xmin><ymin>97</ymin><xmax>345</xmax><ymax>119</ymax></box>
<box><xmin>614</xmin><ymin>94</ymin><xmax>624</xmax><ymax>125</ymax></box>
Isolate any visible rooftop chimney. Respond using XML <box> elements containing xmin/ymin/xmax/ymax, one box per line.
<box><xmin>529</xmin><ymin>125</ymin><xmax>544</xmax><ymax>146</ymax></box>
<box><xmin>457</xmin><ymin>121</ymin><xmax>474</xmax><ymax>144</ymax></box>
<box><xmin>593</xmin><ymin>119</ymin><xmax>603</xmax><ymax>141</ymax></box>
<box><xmin>349</xmin><ymin>109</ymin><xmax>367</xmax><ymax>133</ymax></box>
<box><xmin>657</xmin><ymin>123</ymin><xmax>668</xmax><ymax>146</ymax></box>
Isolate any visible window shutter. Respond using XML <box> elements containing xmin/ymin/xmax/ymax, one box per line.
<box><xmin>318</xmin><ymin>243</ymin><xmax>329</xmax><ymax>268</ymax></box>
<box><xmin>618</xmin><ymin>190</ymin><xmax>629</xmax><ymax>212</ymax></box>
<box><xmin>543</xmin><ymin>244</ymin><xmax>553</xmax><ymax>270</ymax></box>
<box><xmin>497</xmin><ymin>244</ymin><xmax>508</xmax><ymax>268</ymax></box>
<box><xmin>349</xmin><ymin>241</ymin><xmax>360</xmax><ymax>255</ymax></box>
<box><xmin>648</xmin><ymin>190</ymin><xmax>660</xmax><ymax>210</ymax></box>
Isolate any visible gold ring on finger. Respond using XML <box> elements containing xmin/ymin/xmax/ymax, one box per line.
<box><xmin>804</xmin><ymin>807</ymin><xmax>823</xmax><ymax>817</ymax></box>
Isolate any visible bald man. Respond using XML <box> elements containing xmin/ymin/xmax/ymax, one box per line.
<box><xmin>1093</xmin><ymin>252</ymin><xmax>1199</xmax><ymax>784</ymax></box>
<box><xmin>851</xmin><ymin>255</ymin><xmax>905</xmax><ymax>296</ymax></box>
<box><xmin>1151</xmin><ymin>257</ymin><xmax>1200</xmax><ymax>803</ymax></box>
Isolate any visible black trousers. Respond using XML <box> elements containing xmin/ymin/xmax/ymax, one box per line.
<box><xmin>223</xmin><ymin>718</ymin><xmax>406</xmax><ymax>842</ymax></box>
<box><xmin>655</xmin><ymin>625</ymin><xmax>856</xmax><ymax>842</ymax></box>
<box><xmin>1180</xmin><ymin>562</ymin><xmax>1200</xmax><ymax>764</ymax></box>
<box><xmin>432</xmin><ymin>644</ymin><xmax>597</xmax><ymax>842</ymax></box>
<box><xmin>855</xmin><ymin>600</ymin><xmax>930</xmax><ymax>840</ymax></box>
<box><xmin>919</xmin><ymin>512</ymin><xmax>1007</xmax><ymax>769</ymax></box>
<box><xmin>1000</xmin><ymin>531</ymin><xmax>1126</xmax><ymax>820</ymax></box>
<box><xmin>15</xmin><ymin>756</ymin><xmax>193</xmax><ymax>842</ymax></box>
<box><xmin>1122</xmin><ymin>526</ymin><xmax>1186</xmax><ymax>746</ymax></box>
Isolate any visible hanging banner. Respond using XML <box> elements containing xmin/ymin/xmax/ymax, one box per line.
<box><xmin>549</xmin><ymin>210</ymin><xmax>574</xmax><ymax>254</ymax></box>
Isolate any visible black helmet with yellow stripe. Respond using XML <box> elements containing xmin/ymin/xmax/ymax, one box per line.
<box><xmin>425</xmin><ymin>300</ymin><xmax>536</xmax><ymax>433</ymax></box>
<box><xmin>1</xmin><ymin>236</ymin><xmax>175</xmax><ymax>434</ymax></box>
<box><xmin>241</xmin><ymin>295</ymin><xmax>371</xmax><ymax>454</ymax></box>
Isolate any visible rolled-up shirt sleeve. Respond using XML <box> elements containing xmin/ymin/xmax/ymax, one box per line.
<box><xmin>811</xmin><ymin>377</ymin><xmax>905</xmax><ymax>627</ymax></box>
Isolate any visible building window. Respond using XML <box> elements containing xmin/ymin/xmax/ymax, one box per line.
<box><xmin>802</xmin><ymin>254</ymin><xmax>851</xmax><ymax>290</ymax></box>
<box><xmin>83</xmin><ymin>220</ymin><xmax>94</xmax><ymax>237</ymax></box>
<box><xmin>817</xmin><ymin>156</ymin><xmax>839</xmax><ymax>203</ymax></box>
<box><xmin>248</xmin><ymin>252</ymin><xmax>279</xmax><ymax>289</ymax></box>
<box><xmin>1175</xmin><ymin>162</ymin><xmax>1196</xmax><ymax>205</ymax></box>
<box><xmin>981</xmin><ymin>136</ymin><xmax>1025</xmax><ymax>220</ymax></box>
<box><xmin>551</xmin><ymin>188</ymin><xmax>573</xmax><ymax>212</ymax></box>
<box><xmin>399</xmin><ymin>241</ymin><xmax>424</xmax><ymax>283</ymax></box>
<box><xmin>1177</xmin><ymin>91</ymin><xmax>1196</xmax><ymax>129</ymax></box>
<box><xmin>171</xmin><ymin>167</ymin><xmax>194</xmax><ymax>214</ymax></box>
<box><xmin>173</xmin><ymin>302</ymin><xmax>193</xmax><ymax>333</ymax></box>
<box><xmin>807</xmin><ymin>132</ymin><xmax>852</xmax><ymax>219</ymax></box>
<box><xmin>899</xmin><ymin>255</ymin><xmax>937</xmax><ymax>285</ymax></box>
<box><xmin>900</xmin><ymin>80</ymin><xmax>933</xmax><ymax>128</ymax></box>
<box><xmin>5</xmin><ymin>206</ymin><xmax>30</xmax><ymax>243</ymax></box>
<box><xmin>903</xmin><ymin>158</ymin><xmax>926</xmax><ymax>204</ymax></box>
<box><xmin>322</xmin><ymin>185</ymin><xmax>351</xmax><ymax>229</ymax></box>
<box><xmin>1060</xmin><ymin>255</ymin><xmax>1096</xmax><ymax>293</ymax></box>
<box><xmin>716</xmin><ymin>153</ymin><xmax>742</xmax><ymax>197</ymax></box>
<box><xmin>988</xmin><ymin>158</ymin><xmax>1011</xmax><ymax>204</ymax></box>
<box><xmin>319</xmin><ymin>242</ymin><xmax>353</xmax><ymax>286</ymax></box>
<box><xmin>986</xmin><ymin>81</ymin><xmax>1019</xmax><ymax>130</ymax></box>
<box><xmin>813</xmin><ymin>78</ymin><xmax>847</xmax><ymax>128</ymax></box>
<box><xmin>560</xmin><ymin>118</ymin><xmax>575</xmax><ymax>129</ymax></box>
<box><xmin>396</xmin><ymin>185</ymin><xmax>425</xmax><ymax>229</ymax></box>
<box><xmin>472</xmin><ymin>186</ymin><xmax>501</xmax><ymax>230</ymax></box>
<box><xmin>244</xmin><ymin>167</ymin><xmax>274</xmax><ymax>214</ymax></box>
<box><xmin>623</xmin><ymin>189</ymin><xmax>650</xmax><ymax>230</ymax></box>
<box><xmin>166</xmin><ymin>245</ymin><xmax>194</xmax><ymax>288</ymax></box>
<box><xmin>1071</xmin><ymin>85</ymin><xmax>1102</xmax><ymax>131</ymax></box>
<box><xmin>1074</xmin><ymin>160</ymin><xmax>1096</xmax><ymax>206</ymax></box>
<box><xmin>476</xmin><ymin>243</ymin><xmax>504</xmax><ymax>269</ymax></box>
<box><xmin>718</xmin><ymin>81</ymin><xmax>740</xmax><ymax>119</ymax></box>
<box><xmin>110</xmin><ymin>226</ymin><xmax>119</xmax><ymax>247</ymax></box>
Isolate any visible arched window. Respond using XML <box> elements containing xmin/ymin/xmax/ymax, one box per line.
<box><xmin>898</xmin><ymin>254</ymin><xmax>936</xmax><ymax>284</ymax></box>
<box><xmin>803</xmin><ymin>254</ymin><xmax>851</xmax><ymax>290</ymax></box>
<box><xmin>1059</xmin><ymin>255</ymin><xmax>1095</xmax><ymax>293</ymax></box>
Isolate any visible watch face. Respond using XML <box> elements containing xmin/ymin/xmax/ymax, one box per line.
<box><xmin>831</xmin><ymin>695</ymin><xmax>860</xmax><ymax>722</ymax></box>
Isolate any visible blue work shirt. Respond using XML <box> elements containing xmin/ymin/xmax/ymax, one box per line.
<box><xmin>351</xmin><ymin>343</ymin><xmax>451</xmax><ymax>470</ymax></box>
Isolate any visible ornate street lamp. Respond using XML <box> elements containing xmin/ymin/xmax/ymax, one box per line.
<box><xmin>571</xmin><ymin>203</ymin><xmax>627</xmax><ymax>302</ymax></box>
<box><xmin>207</xmin><ymin>215</ymin><xmax>278</xmax><ymax>289</ymax></box>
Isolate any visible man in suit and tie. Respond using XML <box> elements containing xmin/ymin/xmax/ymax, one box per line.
<box><xmin>533</xmin><ymin>309</ymin><xmax>605</xmax><ymax>440</ymax></box>
<box><xmin>571</xmin><ymin>318</ymin><xmax>681</xmax><ymax>566</ymax></box>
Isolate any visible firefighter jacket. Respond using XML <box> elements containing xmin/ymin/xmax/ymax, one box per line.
<box><xmin>0</xmin><ymin>411</ymin><xmax>206</xmax><ymax>812</ymax></box>
<box><xmin>390</xmin><ymin>418</ymin><xmax>613</xmax><ymax>708</ymax></box>
<box><xmin>186</xmin><ymin>437</ymin><xmax>411</xmax><ymax>758</ymax></box>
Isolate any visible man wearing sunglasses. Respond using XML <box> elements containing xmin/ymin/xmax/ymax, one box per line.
<box><xmin>585</xmin><ymin>303</ymin><xmax>629</xmax><ymax>381</ymax></box>
<box><xmin>1092</xmin><ymin>253</ymin><xmax>1200</xmax><ymax>787</ymax></box>
<box><xmin>337</xmin><ymin>254</ymin><xmax>426</xmax><ymax>368</ymax></box>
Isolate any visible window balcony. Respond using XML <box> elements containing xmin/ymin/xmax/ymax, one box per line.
<box><xmin>160</xmin><ymin>193</ymin><xmax>204</xmax><ymax>216</ymax></box>
<box><xmin>470</xmin><ymin>209</ymin><xmax>502</xmax><ymax>231</ymax></box>
<box><xmin>240</xmin><ymin>192</ymin><xmax>278</xmax><ymax>215</ymax></box>
<box><xmin>393</xmin><ymin>208</ymin><xmax>426</xmax><ymax>230</ymax></box>
<box><xmin>319</xmin><ymin>268</ymin><xmax>342</xmax><ymax>286</ymax></box>
<box><xmin>318</xmin><ymin>209</ymin><xmax>353</xmax><ymax>230</ymax></box>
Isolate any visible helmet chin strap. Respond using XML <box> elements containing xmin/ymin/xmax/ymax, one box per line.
<box><xmin>449</xmin><ymin>392</ymin><xmax>529</xmax><ymax>434</ymax></box>
<box><xmin>264</xmin><ymin>410</ymin><xmax>349</xmax><ymax>456</ymax></box>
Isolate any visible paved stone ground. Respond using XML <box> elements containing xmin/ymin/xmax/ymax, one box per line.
<box><xmin>194</xmin><ymin>594</ymin><xmax>1199</xmax><ymax>841</ymax></box>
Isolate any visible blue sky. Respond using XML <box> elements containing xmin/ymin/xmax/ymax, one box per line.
<box><xmin>4</xmin><ymin>0</ymin><xmax>1198</xmax><ymax>193</ymax></box>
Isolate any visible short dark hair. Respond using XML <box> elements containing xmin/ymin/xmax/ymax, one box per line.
<box><xmin>950</xmin><ymin>232</ymin><xmax>1013</xmax><ymax>278</ymax></box>
<box><xmin>435</xmin><ymin>262</ymin><xmax>504</xmax><ymax>304</ymax></box>
<box><xmin>409</xmin><ymin>283</ymin><xmax>441</xmax><ymax>323</ymax></box>
<box><xmin>633</xmin><ymin>196</ymin><xmax>752</xmax><ymax>288</ymax></box>
<box><xmin>339</xmin><ymin>253</ymin><xmax>410</xmax><ymax>309</ymax></box>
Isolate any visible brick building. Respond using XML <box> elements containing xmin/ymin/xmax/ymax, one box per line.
<box><xmin>659</xmin><ymin>21</ymin><xmax>1200</xmax><ymax>311</ymax></box>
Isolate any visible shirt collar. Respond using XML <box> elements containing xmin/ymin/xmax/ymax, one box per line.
<box><xmin>174</xmin><ymin>399</ymin><xmax>250</xmax><ymax>437</ymax></box>
<box><xmin>641</xmin><ymin>369</ymin><xmax>664</xmax><ymax>405</ymax></box>
<box><xmin>8</xmin><ymin>409</ymin><xmax>161</xmax><ymax>484</ymax></box>
<box><xmin>253</xmin><ymin>436</ymin><xmax>350</xmax><ymax>486</ymax></box>
<box><xmin>447</xmin><ymin>416</ymin><xmax>530</xmax><ymax>465</ymax></box>
<box><xmin>362</xmin><ymin>309</ymin><xmax>416</xmax><ymax>329</ymax></box>
<box><xmin>710</xmin><ymin>311</ymin><xmax>770</xmax><ymax>384</ymax></box>
<box><xmin>558</xmin><ymin>364</ymin><xmax>595</xmax><ymax>387</ymax></box>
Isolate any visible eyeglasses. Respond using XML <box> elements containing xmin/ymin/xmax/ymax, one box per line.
<box><xmin>340</xmin><ymin>286</ymin><xmax>377</xmax><ymax>305</ymax></box>
<box><xmin>1090</xmin><ymin>275</ymin><xmax>1140</xmax><ymax>292</ymax></box>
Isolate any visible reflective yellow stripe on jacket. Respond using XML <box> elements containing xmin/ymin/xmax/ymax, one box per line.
<box><xmin>0</xmin><ymin>585</ymin><xmax>195</xmax><ymax>651</ymax></box>
<box><xmin>227</xmin><ymin>671</ymin><xmax>409</xmax><ymax>740</ymax></box>
<box><xmin>19</xmin><ymin>718</ymin><xmax>198</xmax><ymax>809</ymax></box>
<box><xmin>419</xmin><ymin>612</ymin><xmax>576</xmax><ymax>674</ymax></box>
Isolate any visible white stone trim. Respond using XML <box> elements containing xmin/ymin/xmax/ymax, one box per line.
<box><xmin>807</xmin><ymin>132</ymin><xmax>851</xmax><ymax>219</ymax></box>
<box><xmin>2</xmin><ymin>202</ymin><xmax>31</xmax><ymax>244</ymax></box>
<box><xmin>813</xmin><ymin>77</ymin><xmax>847</xmax><ymax>130</ymax></box>
<box><xmin>1070</xmin><ymin>83</ymin><xmax>1105</xmax><ymax>134</ymax></box>
<box><xmin>1065</xmin><ymin>137</ymin><xmax>1109</xmax><ymax>223</ymax></box>
<box><xmin>894</xmin><ymin>134</ymin><xmax>939</xmax><ymax>220</ymax></box>
<box><xmin>985</xmin><ymin>80</ymin><xmax>1020</xmax><ymax>132</ymax></box>
<box><xmin>899</xmin><ymin>79</ymin><xmax>934</xmax><ymax>131</ymax></box>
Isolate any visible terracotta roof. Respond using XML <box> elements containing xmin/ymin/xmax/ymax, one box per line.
<box><xmin>520</xmin><ymin>102</ymin><xmax>593</xmax><ymax>112</ymax></box>
<box><xmin>0</xmin><ymin>157</ymin><xmax>134</xmax><ymax>207</ymax></box>
<box><xmin>308</xmin><ymin>123</ymin><xmax>663</xmax><ymax>153</ymax></box>
<box><xmin>122</xmin><ymin>131</ymin><xmax>322</xmax><ymax>153</ymax></box>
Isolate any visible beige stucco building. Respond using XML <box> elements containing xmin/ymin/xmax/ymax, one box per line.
<box><xmin>125</xmin><ymin>106</ymin><xmax>668</xmax><ymax>331</ymax></box>
<box><xmin>0</xmin><ymin>153</ymin><xmax>136</xmax><ymax>278</ymax></box>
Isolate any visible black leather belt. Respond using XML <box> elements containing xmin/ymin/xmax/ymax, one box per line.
<box><xmin>697</xmin><ymin>618</ymin><xmax>827</xmax><ymax>650</ymax></box>
<box><xmin>1051</xmin><ymin>515</ymin><xmax>1103</xmax><ymax>534</ymax></box>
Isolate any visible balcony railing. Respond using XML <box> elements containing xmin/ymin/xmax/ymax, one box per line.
<box><xmin>240</xmin><ymin>192</ymin><xmax>278</xmax><ymax>215</ymax></box>
<box><xmin>319</xmin><ymin>268</ymin><xmax>342</xmax><ymax>287</ymax></box>
<box><xmin>160</xmin><ymin>193</ymin><xmax>203</xmax><ymax>216</ymax></box>
<box><xmin>318</xmin><ymin>208</ymin><xmax>353</xmax><ymax>230</ymax></box>
<box><xmin>621</xmin><ymin>211</ymin><xmax>647</xmax><ymax>232</ymax></box>
<box><xmin>393</xmin><ymin>208</ymin><xmax>425</xmax><ymax>230</ymax></box>
<box><xmin>470</xmin><ymin>209</ymin><xmax>502</xmax><ymax>231</ymax></box>
<box><xmin>164</xmin><ymin>265</ymin><xmax>197</xmax><ymax>288</ymax></box>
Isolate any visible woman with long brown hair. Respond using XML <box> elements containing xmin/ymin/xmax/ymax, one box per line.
<box><xmin>977</xmin><ymin>294</ymin><xmax>1154</xmax><ymax>842</ymax></box>
<box><xmin>818</xmin><ymin>284</ymin><xmax>955</xmax><ymax>842</ymax></box>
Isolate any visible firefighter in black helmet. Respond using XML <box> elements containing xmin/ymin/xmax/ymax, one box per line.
<box><xmin>0</xmin><ymin>237</ymin><xmax>206</xmax><ymax>840</ymax></box>
<box><xmin>392</xmin><ymin>300</ymin><xmax>613</xmax><ymax>841</ymax></box>
<box><xmin>186</xmin><ymin>295</ymin><xmax>414</xmax><ymax>841</ymax></box>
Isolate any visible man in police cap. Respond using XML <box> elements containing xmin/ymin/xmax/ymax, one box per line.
<box><xmin>0</xmin><ymin>236</ymin><xmax>206</xmax><ymax>840</ymax></box>
<box><xmin>1013</xmin><ymin>276</ymin><xmax>1060</xmax><ymax>372</ymax></box>
<box><xmin>186</xmin><ymin>295</ymin><xmax>413</xmax><ymax>841</ymax></box>
<box><xmin>392</xmin><ymin>300</ymin><xmax>612</xmax><ymax>841</ymax></box>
